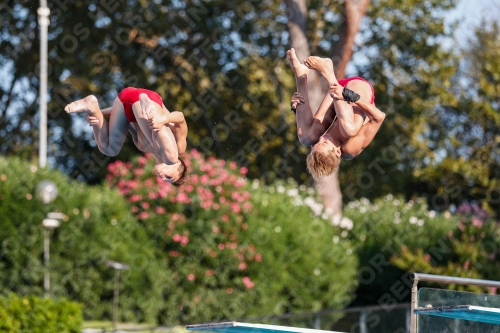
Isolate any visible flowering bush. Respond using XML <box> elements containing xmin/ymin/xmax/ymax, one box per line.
<box><xmin>339</xmin><ymin>195</ymin><xmax>459</xmax><ymax>305</ymax></box>
<box><xmin>392</xmin><ymin>202</ymin><xmax>500</xmax><ymax>293</ymax></box>
<box><xmin>107</xmin><ymin>150</ymin><xmax>261</xmax><ymax>323</ymax></box>
<box><xmin>107</xmin><ymin>152</ymin><xmax>359</xmax><ymax>322</ymax></box>
<box><xmin>242</xmin><ymin>179</ymin><xmax>359</xmax><ymax>315</ymax></box>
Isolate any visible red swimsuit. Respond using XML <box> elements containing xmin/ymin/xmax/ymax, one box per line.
<box><xmin>117</xmin><ymin>87</ymin><xmax>164</xmax><ymax>123</ymax></box>
<box><xmin>338</xmin><ymin>77</ymin><xmax>375</xmax><ymax>104</ymax></box>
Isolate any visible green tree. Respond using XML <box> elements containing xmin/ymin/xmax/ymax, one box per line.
<box><xmin>411</xmin><ymin>22</ymin><xmax>500</xmax><ymax>213</ymax></box>
<box><xmin>0</xmin><ymin>0</ymin><xmax>462</xmax><ymax>198</ymax></box>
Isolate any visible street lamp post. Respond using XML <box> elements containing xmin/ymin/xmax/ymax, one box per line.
<box><xmin>38</xmin><ymin>0</ymin><xmax>50</xmax><ymax>168</ymax></box>
<box><xmin>106</xmin><ymin>261</ymin><xmax>130</xmax><ymax>331</ymax></box>
<box><xmin>36</xmin><ymin>180</ymin><xmax>61</xmax><ymax>298</ymax></box>
<box><xmin>42</xmin><ymin>217</ymin><xmax>60</xmax><ymax>298</ymax></box>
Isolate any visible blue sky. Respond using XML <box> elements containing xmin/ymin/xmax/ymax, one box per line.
<box><xmin>447</xmin><ymin>0</ymin><xmax>499</xmax><ymax>43</ymax></box>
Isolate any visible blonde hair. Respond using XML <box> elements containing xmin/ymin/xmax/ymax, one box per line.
<box><xmin>306</xmin><ymin>149</ymin><xmax>341</xmax><ymax>179</ymax></box>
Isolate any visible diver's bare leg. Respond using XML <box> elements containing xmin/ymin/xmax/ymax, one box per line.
<box><xmin>286</xmin><ymin>48</ymin><xmax>316</xmax><ymax>142</ymax></box>
<box><xmin>65</xmin><ymin>96</ymin><xmax>129</xmax><ymax>156</ymax></box>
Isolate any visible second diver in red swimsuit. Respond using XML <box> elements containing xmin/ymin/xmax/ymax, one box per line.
<box><xmin>286</xmin><ymin>48</ymin><xmax>386</xmax><ymax>179</ymax></box>
<box><xmin>64</xmin><ymin>87</ymin><xmax>188</xmax><ymax>186</ymax></box>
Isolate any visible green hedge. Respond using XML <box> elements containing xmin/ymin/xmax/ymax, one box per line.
<box><xmin>0</xmin><ymin>294</ymin><xmax>82</xmax><ymax>333</ymax></box>
<box><xmin>0</xmin><ymin>157</ymin><xmax>165</xmax><ymax>323</ymax></box>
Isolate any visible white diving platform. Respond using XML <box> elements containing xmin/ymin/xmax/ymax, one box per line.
<box><xmin>186</xmin><ymin>322</ymin><xmax>345</xmax><ymax>333</ymax></box>
<box><xmin>414</xmin><ymin>305</ymin><xmax>500</xmax><ymax>325</ymax></box>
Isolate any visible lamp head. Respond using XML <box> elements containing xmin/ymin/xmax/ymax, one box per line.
<box><xmin>37</xmin><ymin>180</ymin><xmax>58</xmax><ymax>204</ymax></box>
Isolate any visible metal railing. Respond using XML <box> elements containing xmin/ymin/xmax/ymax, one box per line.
<box><xmin>409</xmin><ymin>273</ymin><xmax>500</xmax><ymax>333</ymax></box>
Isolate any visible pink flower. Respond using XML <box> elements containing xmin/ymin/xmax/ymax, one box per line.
<box><xmin>238</xmin><ymin>262</ymin><xmax>247</xmax><ymax>270</ymax></box>
<box><xmin>191</xmin><ymin>149</ymin><xmax>200</xmax><ymax>157</ymax></box>
<box><xmin>212</xmin><ymin>226</ymin><xmax>220</xmax><ymax>233</ymax></box>
<box><xmin>187</xmin><ymin>273</ymin><xmax>195</xmax><ymax>281</ymax></box>
<box><xmin>169</xmin><ymin>250</ymin><xmax>179</xmax><ymax>257</ymax></box>
<box><xmin>130</xmin><ymin>194</ymin><xmax>142</xmax><ymax>202</ymax></box>
<box><xmin>138</xmin><ymin>156</ymin><xmax>148</xmax><ymax>166</ymax></box>
<box><xmin>231</xmin><ymin>203</ymin><xmax>241</xmax><ymax>213</ymax></box>
<box><xmin>221</xmin><ymin>214</ymin><xmax>229</xmax><ymax>222</ymax></box>
<box><xmin>133</xmin><ymin>168</ymin><xmax>144</xmax><ymax>176</ymax></box>
<box><xmin>242</xmin><ymin>223</ymin><xmax>248</xmax><ymax>230</ymax></box>
<box><xmin>205</xmin><ymin>270</ymin><xmax>214</xmax><ymax>276</ymax></box>
<box><xmin>142</xmin><ymin>202</ymin><xmax>150</xmax><ymax>209</ymax></box>
<box><xmin>132</xmin><ymin>206</ymin><xmax>139</xmax><ymax>213</ymax></box>
<box><xmin>156</xmin><ymin>207</ymin><xmax>166</xmax><ymax>214</ymax></box>
<box><xmin>423</xmin><ymin>254</ymin><xmax>431</xmax><ymax>262</ymax></box>
<box><xmin>149</xmin><ymin>192</ymin><xmax>158</xmax><ymax>199</ymax></box>
<box><xmin>210</xmin><ymin>251</ymin><xmax>217</xmax><ymax>258</ymax></box>
<box><xmin>176</xmin><ymin>193</ymin><xmax>190</xmax><ymax>203</ymax></box>
<box><xmin>229</xmin><ymin>243</ymin><xmax>237</xmax><ymax>250</ymax></box>
<box><xmin>180</xmin><ymin>236</ymin><xmax>189</xmax><ymax>246</ymax></box>
<box><xmin>139</xmin><ymin>211</ymin><xmax>149</xmax><ymax>219</ymax></box>
<box><xmin>226</xmin><ymin>288</ymin><xmax>233</xmax><ymax>294</ymax></box>
<box><xmin>255</xmin><ymin>254</ymin><xmax>262</xmax><ymax>262</ymax></box>
<box><xmin>242</xmin><ymin>276</ymin><xmax>254</xmax><ymax>288</ymax></box>
<box><xmin>230</xmin><ymin>161</ymin><xmax>237</xmax><ymax>169</ymax></box>
<box><xmin>218</xmin><ymin>243</ymin><xmax>225</xmax><ymax>250</ymax></box>
<box><xmin>243</xmin><ymin>202</ymin><xmax>252</xmax><ymax>211</ymax></box>
<box><xmin>201</xmin><ymin>175</ymin><xmax>209</xmax><ymax>185</ymax></box>
<box><xmin>240</xmin><ymin>167</ymin><xmax>248</xmax><ymax>175</ymax></box>
<box><xmin>173</xmin><ymin>234</ymin><xmax>181</xmax><ymax>242</ymax></box>
<box><xmin>472</xmin><ymin>218</ymin><xmax>483</xmax><ymax>228</ymax></box>
<box><xmin>172</xmin><ymin>213</ymin><xmax>180</xmax><ymax>221</ymax></box>
<box><xmin>213</xmin><ymin>204</ymin><xmax>220</xmax><ymax>210</ymax></box>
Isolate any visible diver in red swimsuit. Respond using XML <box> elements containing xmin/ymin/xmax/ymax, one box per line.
<box><xmin>285</xmin><ymin>48</ymin><xmax>386</xmax><ymax>179</ymax></box>
<box><xmin>64</xmin><ymin>87</ymin><xmax>188</xmax><ymax>186</ymax></box>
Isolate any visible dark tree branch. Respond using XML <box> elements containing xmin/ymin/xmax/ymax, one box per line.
<box><xmin>0</xmin><ymin>72</ymin><xmax>21</xmax><ymax>121</ymax></box>
<box><xmin>170</xmin><ymin>57</ymin><xmax>225</xmax><ymax>158</ymax></box>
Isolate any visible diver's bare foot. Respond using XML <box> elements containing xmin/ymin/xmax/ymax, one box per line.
<box><xmin>286</xmin><ymin>48</ymin><xmax>310</xmax><ymax>79</ymax></box>
<box><xmin>64</xmin><ymin>95</ymin><xmax>98</xmax><ymax>114</ymax></box>
<box><xmin>139</xmin><ymin>93</ymin><xmax>156</xmax><ymax>119</ymax></box>
<box><xmin>304</xmin><ymin>56</ymin><xmax>337</xmax><ymax>82</ymax></box>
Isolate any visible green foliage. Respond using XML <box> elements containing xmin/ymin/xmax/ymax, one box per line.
<box><xmin>107</xmin><ymin>151</ymin><xmax>358</xmax><ymax>323</ymax></box>
<box><xmin>413</xmin><ymin>23</ymin><xmax>500</xmax><ymax>212</ymax></box>
<box><xmin>341</xmin><ymin>195</ymin><xmax>458</xmax><ymax>305</ymax></box>
<box><xmin>0</xmin><ymin>157</ymin><xmax>165</xmax><ymax>323</ymax></box>
<box><xmin>0</xmin><ymin>294</ymin><xmax>83</xmax><ymax>333</ymax></box>
<box><xmin>345</xmin><ymin>195</ymin><xmax>457</xmax><ymax>251</ymax></box>
<box><xmin>341</xmin><ymin>0</ymin><xmax>461</xmax><ymax>200</ymax></box>
<box><xmin>244</xmin><ymin>179</ymin><xmax>359</xmax><ymax>314</ymax></box>
<box><xmin>392</xmin><ymin>202</ymin><xmax>500</xmax><ymax>294</ymax></box>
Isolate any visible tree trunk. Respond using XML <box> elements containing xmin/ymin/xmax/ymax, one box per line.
<box><xmin>285</xmin><ymin>0</ymin><xmax>371</xmax><ymax>217</ymax></box>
